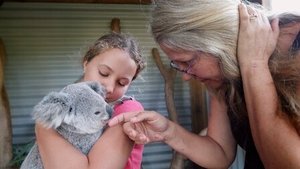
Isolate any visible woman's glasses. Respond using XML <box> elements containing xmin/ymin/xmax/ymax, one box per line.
<box><xmin>170</xmin><ymin>57</ymin><xmax>197</xmax><ymax>74</ymax></box>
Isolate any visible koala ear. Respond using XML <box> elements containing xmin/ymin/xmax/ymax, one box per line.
<box><xmin>86</xmin><ymin>81</ymin><xmax>106</xmax><ymax>97</ymax></box>
<box><xmin>32</xmin><ymin>91</ymin><xmax>71</xmax><ymax>129</ymax></box>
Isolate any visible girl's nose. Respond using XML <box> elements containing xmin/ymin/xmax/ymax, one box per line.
<box><xmin>103</xmin><ymin>82</ymin><xmax>114</xmax><ymax>94</ymax></box>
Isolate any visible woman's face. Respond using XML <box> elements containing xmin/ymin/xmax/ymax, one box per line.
<box><xmin>83</xmin><ymin>48</ymin><xmax>137</xmax><ymax>103</ymax></box>
<box><xmin>160</xmin><ymin>45</ymin><xmax>223</xmax><ymax>89</ymax></box>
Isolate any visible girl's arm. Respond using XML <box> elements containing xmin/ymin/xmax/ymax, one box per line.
<box><xmin>35</xmin><ymin>123</ymin><xmax>88</xmax><ymax>169</ymax></box>
<box><xmin>237</xmin><ymin>4</ymin><xmax>300</xmax><ymax>168</ymax></box>
<box><xmin>87</xmin><ymin>125</ymin><xmax>133</xmax><ymax>169</ymax></box>
<box><xmin>36</xmin><ymin>123</ymin><xmax>133</xmax><ymax>169</ymax></box>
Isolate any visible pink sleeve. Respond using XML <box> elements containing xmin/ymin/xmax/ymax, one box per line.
<box><xmin>113</xmin><ymin>99</ymin><xmax>144</xmax><ymax>169</ymax></box>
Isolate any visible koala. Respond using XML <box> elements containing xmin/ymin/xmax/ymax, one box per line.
<box><xmin>20</xmin><ymin>81</ymin><xmax>113</xmax><ymax>169</ymax></box>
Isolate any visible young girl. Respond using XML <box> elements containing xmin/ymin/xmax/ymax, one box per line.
<box><xmin>35</xmin><ymin>32</ymin><xmax>146</xmax><ymax>169</ymax></box>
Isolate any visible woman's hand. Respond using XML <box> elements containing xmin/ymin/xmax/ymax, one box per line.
<box><xmin>237</xmin><ymin>3</ymin><xmax>280</xmax><ymax>67</ymax></box>
<box><xmin>108</xmin><ymin>111</ymin><xmax>171</xmax><ymax>144</ymax></box>
<box><xmin>237</xmin><ymin>4</ymin><xmax>300</xmax><ymax>168</ymax></box>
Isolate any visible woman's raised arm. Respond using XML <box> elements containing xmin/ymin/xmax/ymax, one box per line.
<box><xmin>237</xmin><ymin>4</ymin><xmax>300</xmax><ymax>168</ymax></box>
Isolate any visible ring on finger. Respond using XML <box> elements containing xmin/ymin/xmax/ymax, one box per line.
<box><xmin>249</xmin><ymin>14</ymin><xmax>258</xmax><ymax>21</ymax></box>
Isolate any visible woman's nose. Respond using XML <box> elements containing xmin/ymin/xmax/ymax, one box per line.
<box><xmin>182</xmin><ymin>73</ymin><xmax>193</xmax><ymax>81</ymax></box>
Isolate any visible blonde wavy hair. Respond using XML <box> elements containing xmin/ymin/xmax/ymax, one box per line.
<box><xmin>150</xmin><ymin>0</ymin><xmax>300</xmax><ymax>132</ymax></box>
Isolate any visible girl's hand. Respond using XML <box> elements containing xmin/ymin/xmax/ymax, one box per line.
<box><xmin>108</xmin><ymin>111</ymin><xmax>170</xmax><ymax>144</ymax></box>
<box><xmin>237</xmin><ymin>4</ymin><xmax>280</xmax><ymax>67</ymax></box>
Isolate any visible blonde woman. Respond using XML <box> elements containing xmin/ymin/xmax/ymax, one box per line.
<box><xmin>109</xmin><ymin>0</ymin><xmax>300</xmax><ymax>168</ymax></box>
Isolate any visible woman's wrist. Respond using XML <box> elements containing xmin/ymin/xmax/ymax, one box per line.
<box><xmin>163</xmin><ymin>121</ymin><xmax>180</xmax><ymax>145</ymax></box>
<box><xmin>239</xmin><ymin>60</ymin><xmax>269</xmax><ymax>75</ymax></box>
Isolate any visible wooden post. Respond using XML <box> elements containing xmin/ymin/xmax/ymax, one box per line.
<box><xmin>0</xmin><ymin>38</ymin><xmax>13</xmax><ymax>168</ymax></box>
<box><xmin>189</xmin><ymin>79</ymin><xmax>208</xmax><ymax>134</ymax></box>
<box><xmin>152</xmin><ymin>48</ymin><xmax>177</xmax><ymax>122</ymax></box>
<box><xmin>188</xmin><ymin>80</ymin><xmax>208</xmax><ymax>169</ymax></box>
<box><xmin>152</xmin><ymin>48</ymin><xmax>185</xmax><ymax>169</ymax></box>
<box><xmin>111</xmin><ymin>18</ymin><xmax>121</xmax><ymax>33</ymax></box>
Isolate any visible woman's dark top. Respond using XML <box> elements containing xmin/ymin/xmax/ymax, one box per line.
<box><xmin>228</xmin><ymin>112</ymin><xmax>265</xmax><ymax>169</ymax></box>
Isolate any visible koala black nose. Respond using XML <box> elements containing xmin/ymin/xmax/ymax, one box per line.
<box><xmin>106</xmin><ymin>105</ymin><xmax>113</xmax><ymax>117</ymax></box>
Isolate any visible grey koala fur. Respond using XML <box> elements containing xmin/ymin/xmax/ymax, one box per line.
<box><xmin>20</xmin><ymin>81</ymin><xmax>112</xmax><ymax>169</ymax></box>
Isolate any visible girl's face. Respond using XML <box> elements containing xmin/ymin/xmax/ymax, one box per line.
<box><xmin>83</xmin><ymin>48</ymin><xmax>137</xmax><ymax>103</ymax></box>
<box><xmin>160</xmin><ymin>45</ymin><xmax>223</xmax><ymax>89</ymax></box>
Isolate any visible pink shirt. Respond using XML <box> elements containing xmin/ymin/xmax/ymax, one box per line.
<box><xmin>113</xmin><ymin>99</ymin><xmax>144</xmax><ymax>169</ymax></box>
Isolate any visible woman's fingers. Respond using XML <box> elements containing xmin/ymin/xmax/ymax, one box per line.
<box><xmin>109</xmin><ymin>110</ymin><xmax>167</xmax><ymax>144</ymax></box>
<box><xmin>238</xmin><ymin>3</ymin><xmax>249</xmax><ymax>29</ymax></box>
<box><xmin>123</xmin><ymin>121</ymin><xmax>149</xmax><ymax>144</ymax></box>
<box><xmin>238</xmin><ymin>3</ymin><xmax>280</xmax><ymax>64</ymax></box>
<box><xmin>108</xmin><ymin>112</ymin><xmax>150</xmax><ymax>144</ymax></box>
<box><xmin>108</xmin><ymin>111</ymin><xmax>140</xmax><ymax>126</ymax></box>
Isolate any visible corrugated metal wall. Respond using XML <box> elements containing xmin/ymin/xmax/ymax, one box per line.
<box><xmin>0</xmin><ymin>2</ymin><xmax>245</xmax><ymax>169</ymax></box>
<box><xmin>0</xmin><ymin>2</ymin><xmax>192</xmax><ymax>169</ymax></box>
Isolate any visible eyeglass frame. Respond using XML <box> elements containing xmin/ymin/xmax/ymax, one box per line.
<box><xmin>169</xmin><ymin>56</ymin><xmax>198</xmax><ymax>74</ymax></box>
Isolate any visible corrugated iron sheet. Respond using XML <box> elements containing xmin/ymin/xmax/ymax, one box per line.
<box><xmin>0</xmin><ymin>2</ymin><xmax>192</xmax><ymax>169</ymax></box>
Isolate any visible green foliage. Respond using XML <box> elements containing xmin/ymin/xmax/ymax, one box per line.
<box><xmin>9</xmin><ymin>140</ymin><xmax>35</xmax><ymax>167</ymax></box>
